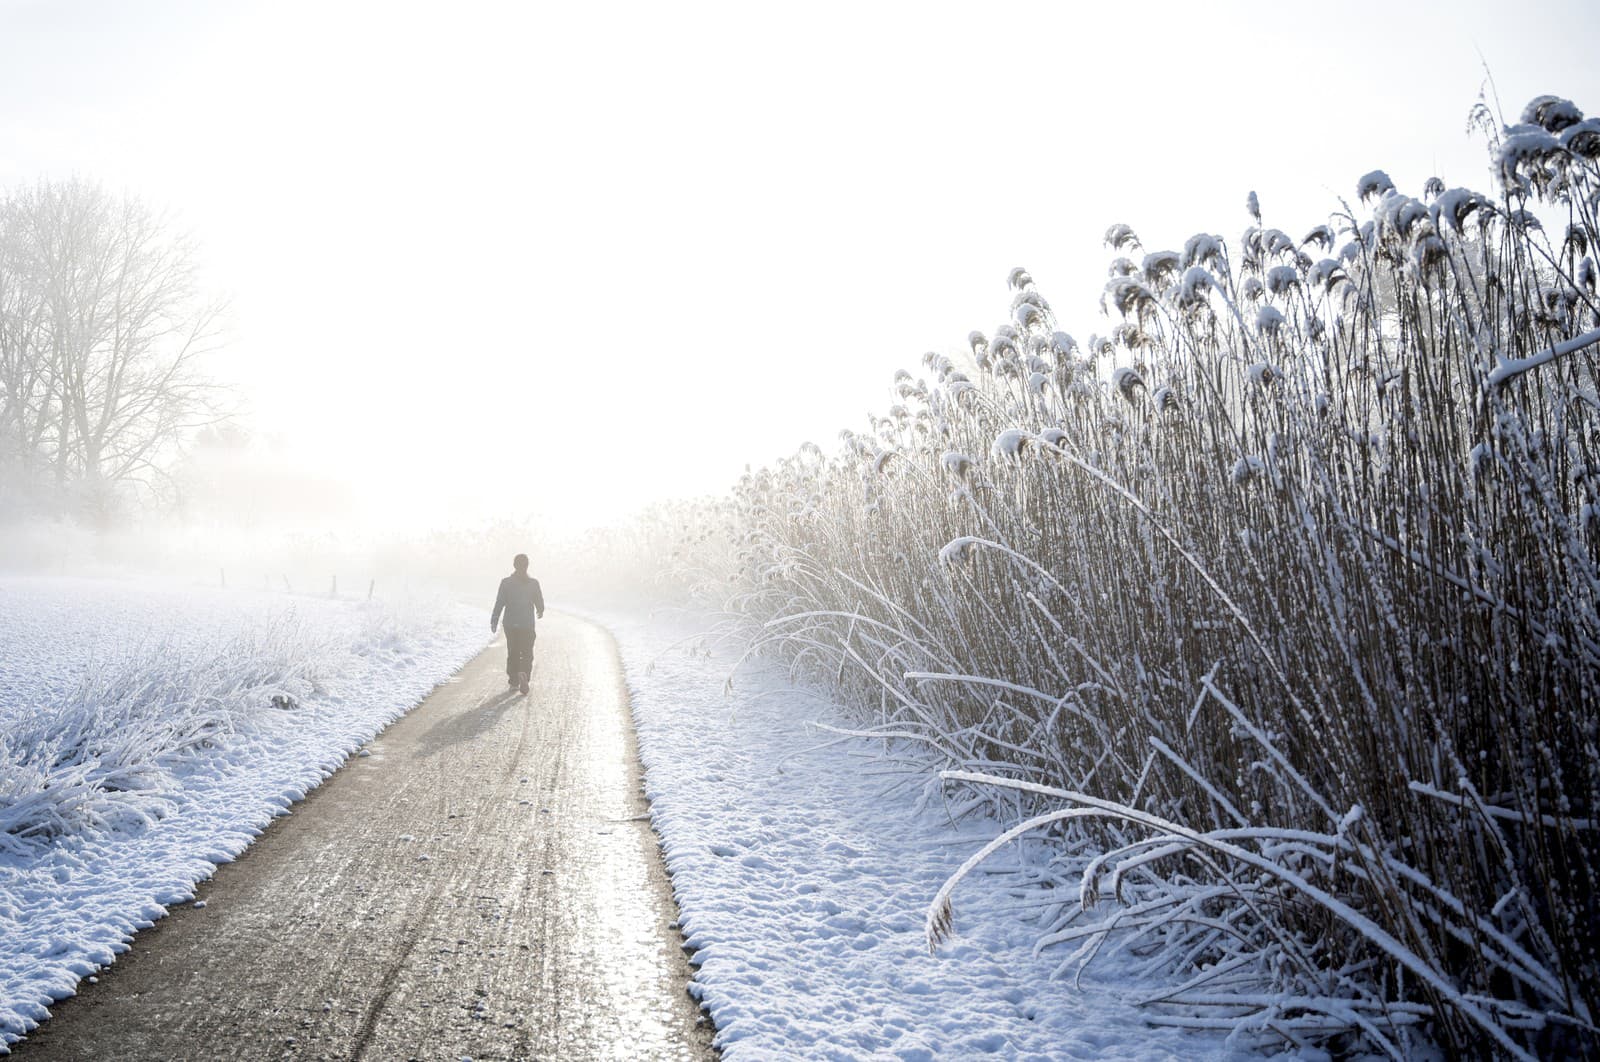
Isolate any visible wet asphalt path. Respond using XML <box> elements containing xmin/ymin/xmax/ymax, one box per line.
<box><xmin>16</xmin><ymin>614</ymin><xmax>716</xmax><ymax>1062</ymax></box>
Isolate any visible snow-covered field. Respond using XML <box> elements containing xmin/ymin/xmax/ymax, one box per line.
<box><xmin>606</xmin><ymin>609</ymin><xmax>1241</xmax><ymax>1060</ymax></box>
<box><xmin>0</xmin><ymin>576</ymin><xmax>486</xmax><ymax>1048</ymax></box>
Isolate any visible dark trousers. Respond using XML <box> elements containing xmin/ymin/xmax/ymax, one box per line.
<box><xmin>505</xmin><ymin>625</ymin><xmax>536</xmax><ymax>679</ymax></box>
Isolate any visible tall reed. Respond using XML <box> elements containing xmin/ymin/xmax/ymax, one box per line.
<box><xmin>666</xmin><ymin>94</ymin><xmax>1600</xmax><ymax>1057</ymax></box>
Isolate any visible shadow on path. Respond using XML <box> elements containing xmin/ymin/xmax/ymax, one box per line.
<box><xmin>414</xmin><ymin>687</ymin><xmax>520</xmax><ymax>757</ymax></box>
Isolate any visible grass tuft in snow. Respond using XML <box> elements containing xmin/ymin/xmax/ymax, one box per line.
<box><xmin>0</xmin><ymin>613</ymin><xmax>334</xmax><ymax>852</ymax></box>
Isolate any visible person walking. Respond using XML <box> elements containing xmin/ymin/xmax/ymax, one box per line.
<box><xmin>491</xmin><ymin>553</ymin><xmax>545</xmax><ymax>695</ymax></box>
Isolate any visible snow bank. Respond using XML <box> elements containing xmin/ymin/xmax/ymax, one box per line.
<box><xmin>607</xmin><ymin>609</ymin><xmax>1241</xmax><ymax>1060</ymax></box>
<box><xmin>0</xmin><ymin>577</ymin><xmax>486</xmax><ymax>1047</ymax></box>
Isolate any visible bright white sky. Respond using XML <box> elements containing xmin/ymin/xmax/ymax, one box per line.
<box><xmin>1</xmin><ymin>0</ymin><xmax>1597</xmax><ymax>533</ymax></box>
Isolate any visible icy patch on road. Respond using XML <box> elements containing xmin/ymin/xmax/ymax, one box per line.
<box><xmin>0</xmin><ymin>577</ymin><xmax>487</xmax><ymax>1048</ymax></box>
<box><xmin>608</xmin><ymin>610</ymin><xmax>1242</xmax><ymax>1060</ymax></box>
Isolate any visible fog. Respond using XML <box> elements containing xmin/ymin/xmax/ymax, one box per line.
<box><xmin>2</xmin><ymin>0</ymin><xmax>1598</xmax><ymax>585</ymax></box>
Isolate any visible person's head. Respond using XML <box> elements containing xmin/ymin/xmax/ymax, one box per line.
<box><xmin>513</xmin><ymin>553</ymin><xmax>529</xmax><ymax>573</ymax></box>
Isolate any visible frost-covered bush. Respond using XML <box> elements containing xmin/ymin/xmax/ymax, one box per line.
<box><xmin>676</xmin><ymin>94</ymin><xmax>1600</xmax><ymax>1058</ymax></box>
<box><xmin>0</xmin><ymin>614</ymin><xmax>332</xmax><ymax>853</ymax></box>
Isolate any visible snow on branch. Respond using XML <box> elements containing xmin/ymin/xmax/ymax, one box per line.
<box><xmin>1486</xmin><ymin>327</ymin><xmax>1600</xmax><ymax>388</ymax></box>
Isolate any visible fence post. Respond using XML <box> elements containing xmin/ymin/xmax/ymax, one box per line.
<box><xmin>367</xmin><ymin>578</ymin><xmax>375</xmax><ymax>601</ymax></box>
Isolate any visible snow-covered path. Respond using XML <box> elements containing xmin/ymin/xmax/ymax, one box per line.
<box><xmin>12</xmin><ymin>615</ymin><xmax>711</xmax><ymax>1061</ymax></box>
<box><xmin>609</xmin><ymin>611</ymin><xmax>1241</xmax><ymax>1060</ymax></box>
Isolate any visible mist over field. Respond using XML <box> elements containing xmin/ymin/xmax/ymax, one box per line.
<box><xmin>4</xmin><ymin>1</ymin><xmax>1600</xmax><ymax>1057</ymax></box>
<box><xmin>3</xmin><ymin>0</ymin><xmax>1595</xmax><ymax>553</ymax></box>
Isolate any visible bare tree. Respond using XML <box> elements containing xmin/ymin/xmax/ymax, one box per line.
<box><xmin>0</xmin><ymin>179</ymin><xmax>225</xmax><ymax>518</ymax></box>
<box><xmin>0</xmin><ymin>200</ymin><xmax>55</xmax><ymax>484</ymax></box>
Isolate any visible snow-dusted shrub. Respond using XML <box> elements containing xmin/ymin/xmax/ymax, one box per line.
<box><xmin>0</xmin><ymin>614</ymin><xmax>333</xmax><ymax>852</ymax></box>
<box><xmin>674</xmin><ymin>94</ymin><xmax>1600</xmax><ymax>1058</ymax></box>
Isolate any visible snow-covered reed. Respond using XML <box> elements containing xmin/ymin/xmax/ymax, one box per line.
<box><xmin>670</xmin><ymin>94</ymin><xmax>1600</xmax><ymax>1057</ymax></box>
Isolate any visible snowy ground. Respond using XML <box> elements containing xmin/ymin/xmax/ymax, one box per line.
<box><xmin>4</xmin><ymin>577</ymin><xmax>1245</xmax><ymax>1058</ymax></box>
<box><xmin>0</xmin><ymin>576</ymin><xmax>487</xmax><ymax>1048</ymax></box>
<box><xmin>604</xmin><ymin>609</ymin><xmax>1243</xmax><ymax>1060</ymax></box>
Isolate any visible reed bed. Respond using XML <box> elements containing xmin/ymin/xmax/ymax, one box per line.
<box><xmin>664</xmin><ymin>95</ymin><xmax>1600</xmax><ymax>1056</ymax></box>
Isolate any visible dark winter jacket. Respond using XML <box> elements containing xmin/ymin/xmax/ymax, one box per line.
<box><xmin>491</xmin><ymin>572</ymin><xmax>545</xmax><ymax>630</ymax></box>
